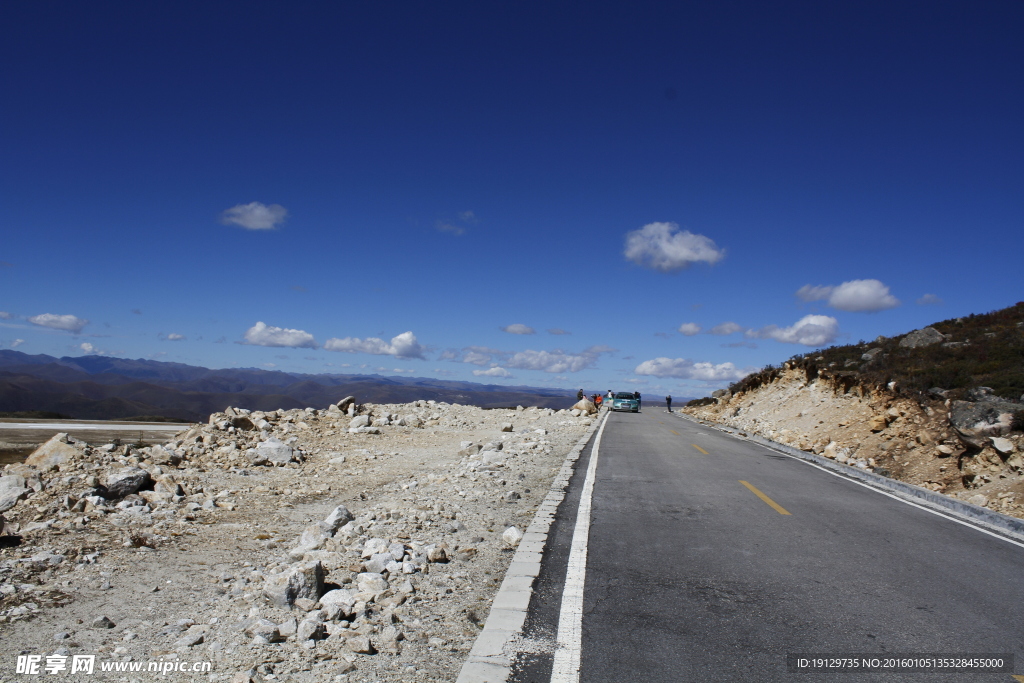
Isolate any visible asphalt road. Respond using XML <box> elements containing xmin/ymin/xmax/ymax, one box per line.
<box><xmin>514</xmin><ymin>408</ymin><xmax>1024</xmax><ymax>682</ymax></box>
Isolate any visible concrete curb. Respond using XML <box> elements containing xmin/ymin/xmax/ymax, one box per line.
<box><xmin>457</xmin><ymin>411</ymin><xmax>606</xmax><ymax>683</ymax></box>
<box><xmin>672</xmin><ymin>411</ymin><xmax>1024</xmax><ymax>543</ymax></box>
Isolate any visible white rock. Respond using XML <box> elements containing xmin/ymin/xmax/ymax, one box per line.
<box><xmin>991</xmin><ymin>437</ymin><xmax>1015</xmax><ymax>455</ymax></box>
<box><xmin>502</xmin><ymin>526</ymin><xmax>523</xmax><ymax>547</ymax></box>
<box><xmin>349</xmin><ymin>415</ymin><xmax>372</xmax><ymax>429</ymax></box>
<box><xmin>321</xmin><ymin>505</ymin><xmax>354</xmax><ymax>534</ymax></box>
<box><xmin>261</xmin><ymin>561</ymin><xmax>324</xmax><ymax>608</ymax></box>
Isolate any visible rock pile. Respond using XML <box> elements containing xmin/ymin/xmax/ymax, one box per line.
<box><xmin>0</xmin><ymin>398</ymin><xmax>595</xmax><ymax>681</ymax></box>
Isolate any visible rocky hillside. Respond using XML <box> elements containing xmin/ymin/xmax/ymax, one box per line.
<box><xmin>685</xmin><ymin>302</ymin><xmax>1024</xmax><ymax>520</ymax></box>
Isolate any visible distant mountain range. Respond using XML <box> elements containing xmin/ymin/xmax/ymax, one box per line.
<box><xmin>0</xmin><ymin>351</ymin><xmax>581</xmax><ymax>421</ymax></box>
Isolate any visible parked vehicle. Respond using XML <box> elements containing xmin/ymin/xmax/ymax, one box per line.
<box><xmin>610</xmin><ymin>392</ymin><xmax>640</xmax><ymax>413</ymax></box>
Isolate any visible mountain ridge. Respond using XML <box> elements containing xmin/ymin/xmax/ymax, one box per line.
<box><xmin>0</xmin><ymin>350</ymin><xmax>581</xmax><ymax>420</ymax></box>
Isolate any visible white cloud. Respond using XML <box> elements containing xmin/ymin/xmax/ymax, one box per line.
<box><xmin>438</xmin><ymin>349</ymin><xmax>460</xmax><ymax>361</ymax></box>
<box><xmin>505</xmin><ymin>345</ymin><xmax>613</xmax><ymax>374</ymax></box>
<box><xmin>678</xmin><ymin>322</ymin><xmax>701</xmax><ymax>336</ymax></box>
<box><xmin>748</xmin><ymin>314</ymin><xmax>840</xmax><ymax>346</ymax></box>
<box><xmin>164</xmin><ymin>333</ymin><xmax>186</xmax><ymax>341</ymax></box>
<box><xmin>473</xmin><ymin>366</ymin><xmax>513</xmax><ymax>378</ymax></box>
<box><xmin>79</xmin><ymin>342</ymin><xmax>95</xmax><ymax>354</ymax></box>
<box><xmin>29</xmin><ymin>313</ymin><xmax>89</xmax><ymax>333</ymax></box>
<box><xmin>11</xmin><ymin>339</ymin><xmax>24</xmax><ymax>348</ymax></box>
<box><xmin>795</xmin><ymin>285</ymin><xmax>834</xmax><ymax>302</ymax></box>
<box><xmin>709</xmin><ymin>321</ymin><xmax>744</xmax><ymax>335</ymax></box>
<box><xmin>462</xmin><ymin>350</ymin><xmax>493</xmax><ymax>366</ymax></box>
<box><xmin>243</xmin><ymin>321</ymin><xmax>317</xmax><ymax>349</ymax></box>
<box><xmin>501</xmin><ymin>323</ymin><xmax>535</xmax><ymax>335</ymax></box>
<box><xmin>547</xmin><ymin>328</ymin><xmax>571</xmax><ymax>335</ymax></box>
<box><xmin>634</xmin><ymin>357</ymin><xmax>752</xmax><ymax>381</ymax></box>
<box><xmin>0</xmin><ymin>312</ymin><xmax>12</xmax><ymax>320</ymax></box>
<box><xmin>917</xmin><ymin>293</ymin><xmax>943</xmax><ymax>306</ymax></box>
<box><xmin>623</xmin><ymin>222</ymin><xmax>725</xmax><ymax>272</ymax></box>
<box><xmin>323</xmin><ymin>331</ymin><xmax>425</xmax><ymax>359</ymax></box>
<box><xmin>221</xmin><ymin>202</ymin><xmax>288</xmax><ymax>230</ymax></box>
<box><xmin>436</xmin><ymin>221</ymin><xmax>465</xmax><ymax>235</ymax></box>
<box><xmin>796</xmin><ymin>279</ymin><xmax>899</xmax><ymax>312</ymax></box>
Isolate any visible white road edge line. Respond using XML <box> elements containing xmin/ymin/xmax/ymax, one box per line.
<box><xmin>673</xmin><ymin>413</ymin><xmax>1024</xmax><ymax>551</ymax></box>
<box><xmin>795</xmin><ymin>457</ymin><xmax>1024</xmax><ymax>551</ymax></box>
<box><xmin>550</xmin><ymin>410</ymin><xmax>610</xmax><ymax>682</ymax></box>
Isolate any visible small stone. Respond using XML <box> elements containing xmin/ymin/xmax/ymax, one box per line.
<box><xmin>92</xmin><ymin>615</ymin><xmax>116</xmax><ymax>629</ymax></box>
<box><xmin>356</xmin><ymin>573</ymin><xmax>388</xmax><ymax>593</ymax></box>
<box><xmin>968</xmin><ymin>494</ymin><xmax>989</xmax><ymax>507</ymax></box>
<box><xmin>247</xmin><ymin>618</ymin><xmax>283</xmax><ymax>642</ymax></box>
<box><xmin>293</xmin><ymin>597</ymin><xmax>317</xmax><ymax>611</ymax></box>
<box><xmin>174</xmin><ymin>627</ymin><xmax>205</xmax><ymax>648</ymax></box>
<box><xmin>277</xmin><ymin>618</ymin><xmax>297</xmax><ymax>638</ymax></box>
<box><xmin>347</xmin><ymin>635</ymin><xmax>376</xmax><ymax>654</ymax></box>
<box><xmin>500</xmin><ymin>423</ymin><xmax>513</xmax><ymax>432</ymax></box>
<box><xmin>297</xmin><ymin>619</ymin><xmax>326</xmax><ymax>642</ymax></box>
<box><xmin>502</xmin><ymin>526</ymin><xmax>523</xmax><ymax>547</ymax></box>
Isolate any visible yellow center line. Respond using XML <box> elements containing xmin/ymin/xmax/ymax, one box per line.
<box><xmin>691</xmin><ymin>444</ymin><xmax>708</xmax><ymax>454</ymax></box>
<box><xmin>739</xmin><ymin>480</ymin><xmax>791</xmax><ymax>515</ymax></box>
<box><xmin>670</xmin><ymin>429</ymin><xmax>680</xmax><ymax>436</ymax></box>
<box><xmin>1010</xmin><ymin>676</ymin><xmax>1024</xmax><ymax>682</ymax></box>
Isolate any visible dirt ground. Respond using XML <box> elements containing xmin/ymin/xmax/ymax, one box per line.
<box><xmin>0</xmin><ymin>400</ymin><xmax>595</xmax><ymax>682</ymax></box>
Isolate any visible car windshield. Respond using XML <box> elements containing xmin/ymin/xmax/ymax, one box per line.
<box><xmin>614</xmin><ymin>393</ymin><xmax>635</xmax><ymax>399</ymax></box>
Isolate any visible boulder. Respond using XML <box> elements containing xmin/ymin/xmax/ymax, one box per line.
<box><xmin>0</xmin><ymin>483</ymin><xmax>30</xmax><ymax>514</ymax></box>
<box><xmin>991</xmin><ymin>437</ymin><xmax>1015</xmax><ymax>456</ymax></box>
<box><xmin>861</xmin><ymin>348</ymin><xmax>884</xmax><ymax>362</ymax></box>
<box><xmin>105</xmin><ymin>467</ymin><xmax>152</xmax><ymax>499</ymax></box>
<box><xmin>337</xmin><ymin>396</ymin><xmax>356</xmax><ymax>412</ymax></box>
<box><xmin>320</xmin><ymin>505</ymin><xmax>354</xmax><ymax>534</ymax></box>
<box><xmin>899</xmin><ymin>327</ymin><xmax>945</xmax><ymax>349</ymax></box>
<box><xmin>868</xmin><ymin>416</ymin><xmax>889</xmax><ymax>432</ymax></box>
<box><xmin>230</xmin><ymin>415</ymin><xmax>256</xmax><ymax>431</ymax></box>
<box><xmin>289</xmin><ymin>525</ymin><xmax>330</xmax><ymax>558</ymax></box>
<box><xmin>24</xmin><ymin>434</ymin><xmax>79</xmax><ymax>470</ymax></box>
<box><xmin>949</xmin><ymin>400</ymin><xmax>1020</xmax><ymax>448</ymax></box>
<box><xmin>146</xmin><ymin>445</ymin><xmax>181</xmax><ymax>466</ymax></box>
<box><xmin>262</xmin><ymin>561</ymin><xmax>325</xmax><ymax>608</ymax></box>
<box><xmin>319</xmin><ymin>588</ymin><xmax>357</xmax><ymax>613</ymax></box>
<box><xmin>349</xmin><ymin>415</ymin><xmax>372</xmax><ymax>429</ymax></box>
<box><xmin>572</xmin><ymin>400</ymin><xmax>596</xmax><ymax>414</ymax></box>
<box><xmin>356</xmin><ymin>572</ymin><xmax>389</xmax><ymax>593</ymax></box>
<box><xmin>251</xmin><ymin>437</ymin><xmax>297</xmax><ymax>465</ymax></box>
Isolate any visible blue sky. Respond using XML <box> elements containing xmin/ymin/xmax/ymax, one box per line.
<box><xmin>2</xmin><ymin>1</ymin><xmax>1022</xmax><ymax>397</ymax></box>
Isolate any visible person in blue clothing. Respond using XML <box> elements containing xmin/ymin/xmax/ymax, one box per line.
<box><xmin>634</xmin><ymin>391</ymin><xmax>641</xmax><ymax>411</ymax></box>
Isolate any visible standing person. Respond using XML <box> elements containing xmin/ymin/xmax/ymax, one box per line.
<box><xmin>606</xmin><ymin>389</ymin><xmax>613</xmax><ymax>399</ymax></box>
<box><xmin>577</xmin><ymin>388</ymin><xmax>584</xmax><ymax>401</ymax></box>
<box><xmin>634</xmin><ymin>391</ymin><xmax>641</xmax><ymax>411</ymax></box>
<box><xmin>666</xmin><ymin>395</ymin><xmax>672</xmax><ymax>412</ymax></box>
<box><xmin>595</xmin><ymin>394</ymin><xmax>603</xmax><ymax>410</ymax></box>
